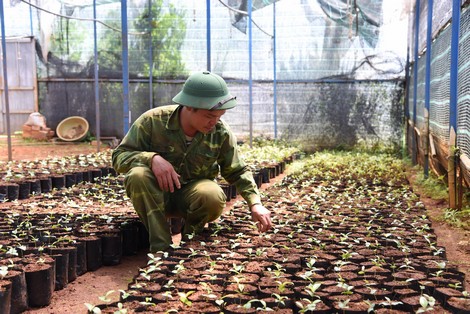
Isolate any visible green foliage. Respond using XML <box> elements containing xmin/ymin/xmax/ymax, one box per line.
<box><xmin>134</xmin><ymin>0</ymin><xmax>187</xmax><ymax>77</ymax></box>
<box><xmin>412</xmin><ymin>166</ymin><xmax>448</xmax><ymax>201</ymax></box>
<box><xmin>443</xmin><ymin>208</ymin><xmax>470</xmax><ymax>230</ymax></box>
<box><xmin>287</xmin><ymin>150</ymin><xmax>408</xmax><ymax>186</ymax></box>
<box><xmin>50</xmin><ymin>18</ymin><xmax>87</xmax><ymax>62</ymax></box>
<box><xmin>98</xmin><ymin>0</ymin><xmax>187</xmax><ymax>78</ymax></box>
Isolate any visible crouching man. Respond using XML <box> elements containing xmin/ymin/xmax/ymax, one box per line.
<box><xmin>112</xmin><ymin>71</ymin><xmax>272</xmax><ymax>252</ymax></box>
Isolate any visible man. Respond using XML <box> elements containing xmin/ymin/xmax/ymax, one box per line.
<box><xmin>112</xmin><ymin>71</ymin><xmax>272</xmax><ymax>252</ymax></box>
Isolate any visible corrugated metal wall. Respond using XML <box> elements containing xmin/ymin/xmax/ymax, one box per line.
<box><xmin>0</xmin><ymin>37</ymin><xmax>38</xmax><ymax>133</ymax></box>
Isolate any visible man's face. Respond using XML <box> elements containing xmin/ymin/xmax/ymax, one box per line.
<box><xmin>190</xmin><ymin>108</ymin><xmax>226</xmax><ymax>134</ymax></box>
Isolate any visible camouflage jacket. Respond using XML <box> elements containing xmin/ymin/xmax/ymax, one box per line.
<box><xmin>112</xmin><ymin>105</ymin><xmax>261</xmax><ymax>207</ymax></box>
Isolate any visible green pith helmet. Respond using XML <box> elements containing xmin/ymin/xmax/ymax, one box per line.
<box><xmin>172</xmin><ymin>71</ymin><xmax>237</xmax><ymax>110</ymax></box>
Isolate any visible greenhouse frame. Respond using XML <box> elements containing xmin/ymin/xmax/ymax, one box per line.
<box><xmin>1</xmin><ymin>0</ymin><xmax>470</xmax><ymax>312</ymax></box>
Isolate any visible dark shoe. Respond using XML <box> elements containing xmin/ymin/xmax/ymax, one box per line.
<box><xmin>170</xmin><ymin>218</ymin><xmax>184</xmax><ymax>235</ymax></box>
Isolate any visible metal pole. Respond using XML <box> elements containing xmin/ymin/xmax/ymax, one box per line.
<box><xmin>248</xmin><ymin>0</ymin><xmax>253</xmax><ymax>147</ymax></box>
<box><xmin>148</xmin><ymin>0</ymin><xmax>153</xmax><ymax>109</ymax></box>
<box><xmin>449</xmin><ymin>0</ymin><xmax>460</xmax><ymax>135</ymax></box>
<box><xmin>448</xmin><ymin>0</ymin><xmax>461</xmax><ymax>209</ymax></box>
<box><xmin>411</xmin><ymin>0</ymin><xmax>420</xmax><ymax>165</ymax></box>
<box><xmin>93</xmin><ymin>0</ymin><xmax>100</xmax><ymax>152</ymax></box>
<box><xmin>403</xmin><ymin>43</ymin><xmax>411</xmax><ymax>159</ymax></box>
<box><xmin>206</xmin><ymin>0</ymin><xmax>211</xmax><ymax>71</ymax></box>
<box><xmin>423</xmin><ymin>0</ymin><xmax>433</xmax><ymax>178</ymax></box>
<box><xmin>29</xmin><ymin>0</ymin><xmax>33</xmax><ymax>36</ymax></box>
<box><xmin>273</xmin><ymin>1</ymin><xmax>277</xmax><ymax>139</ymax></box>
<box><xmin>0</xmin><ymin>0</ymin><xmax>12</xmax><ymax>161</ymax></box>
<box><xmin>121</xmin><ymin>0</ymin><xmax>130</xmax><ymax>134</ymax></box>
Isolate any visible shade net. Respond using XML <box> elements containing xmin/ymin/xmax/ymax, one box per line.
<box><xmin>457</xmin><ymin>6</ymin><xmax>470</xmax><ymax>158</ymax></box>
<box><xmin>408</xmin><ymin>4</ymin><xmax>470</xmax><ymax>157</ymax></box>
<box><xmin>3</xmin><ymin>0</ymin><xmax>407</xmax><ymax>143</ymax></box>
<box><xmin>3</xmin><ymin>0</ymin><xmax>407</xmax><ymax>81</ymax></box>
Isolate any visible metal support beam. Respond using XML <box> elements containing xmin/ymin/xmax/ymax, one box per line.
<box><xmin>148</xmin><ymin>0</ymin><xmax>153</xmax><ymax>109</ymax></box>
<box><xmin>93</xmin><ymin>0</ymin><xmax>100</xmax><ymax>152</ymax></box>
<box><xmin>0</xmin><ymin>0</ymin><xmax>12</xmax><ymax>161</ymax></box>
<box><xmin>273</xmin><ymin>1</ymin><xmax>277</xmax><ymax>139</ymax></box>
<box><xmin>424</xmin><ymin>0</ymin><xmax>434</xmax><ymax>178</ymax></box>
<box><xmin>448</xmin><ymin>0</ymin><xmax>461</xmax><ymax>209</ymax></box>
<box><xmin>206</xmin><ymin>0</ymin><xmax>211</xmax><ymax>71</ymax></box>
<box><xmin>248</xmin><ymin>0</ymin><xmax>253</xmax><ymax>147</ymax></box>
<box><xmin>121</xmin><ymin>0</ymin><xmax>130</xmax><ymax>134</ymax></box>
<box><xmin>411</xmin><ymin>0</ymin><xmax>420</xmax><ymax>165</ymax></box>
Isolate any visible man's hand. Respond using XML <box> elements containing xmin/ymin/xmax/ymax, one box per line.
<box><xmin>151</xmin><ymin>155</ymin><xmax>181</xmax><ymax>192</ymax></box>
<box><xmin>250</xmin><ymin>204</ymin><xmax>272</xmax><ymax>233</ymax></box>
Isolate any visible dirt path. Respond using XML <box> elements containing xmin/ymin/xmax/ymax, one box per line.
<box><xmin>22</xmin><ymin>253</ymin><xmax>149</xmax><ymax>314</ymax></box>
<box><xmin>407</xmin><ymin>171</ymin><xmax>470</xmax><ymax>290</ymax></box>
<box><xmin>0</xmin><ymin>135</ymin><xmax>105</xmax><ymax>162</ymax></box>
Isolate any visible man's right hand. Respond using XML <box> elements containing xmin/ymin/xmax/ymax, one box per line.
<box><xmin>151</xmin><ymin>155</ymin><xmax>181</xmax><ymax>192</ymax></box>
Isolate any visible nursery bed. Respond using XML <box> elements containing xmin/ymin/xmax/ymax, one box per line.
<box><xmin>0</xmin><ymin>143</ymin><xmax>469</xmax><ymax>313</ymax></box>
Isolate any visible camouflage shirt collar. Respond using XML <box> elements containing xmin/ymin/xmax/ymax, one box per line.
<box><xmin>166</xmin><ymin>105</ymin><xmax>182</xmax><ymax>131</ymax></box>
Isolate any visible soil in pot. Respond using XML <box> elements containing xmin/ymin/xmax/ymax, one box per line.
<box><xmin>74</xmin><ymin>171</ymin><xmax>84</xmax><ymax>184</ymax></box>
<box><xmin>180</xmin><ymin>301</ymin><xmax>221</xmax><ymax>314</ymax></box>
<box><xmin>17</xmin><ymin>181</ymin><xmax>31</xmax><ymax>200</ymax></box>
<box><xmin>331</xmin><ymin>300</ymin><xmax>372</xmax><ymax>313</ymax></box>
<box><xmin>120</xmin><ymin>221</ymin><xmax>140</xmax><ymax>256</ymax></box>
<box><xmin>82</xmin><ymin>235</ymin><xmax>102</xmax><ymax>271</ymax></box>
<box><xmin>135</xmin><ymin>281</ymin><xmax>162</xmax><ymax>294</ymax></box>
<box><xmin>392</xmin><ymin>288</ymin><xmax>419</xmax><ymax>299</ymax></box>
<box><xmin>222</xmin><ymin>303</ymin><xmax>257</xmax><ymax>314</ymax></box>
<box><xmin>433</xmin><ymin>286</ymin><xmax>465</xmax><ymax>305</ymax></box>
<box><xmin>28</xmin><ymin>179</ymin><xmax>42</xmax><ymax>196</ymax></box>
<box><xmin>6</xmin><ymin>183</ymin><xmax>19</xmax><ymax>201</ymax></box>
<box><xmin>255</xmin><ymin>296</ymin><xmax>294</xmax><ymax>311</ymax></box>
<box><xmin>224</xmin><ymin>282</ymin><xmax>258</xmax><ymax>296</ymax></box>
<box><xmin>401</xmin><ymin>294</ymin><xmax>446</xmax><ymax>313</ymax></box>
<box><xmin>23</xmin><ymin>262</ymin><xmax>54</xmax><ymax>308</ymax></box>
<box><xmin>0</xmin><ymin>279</ymin><xmax>12</xmax><ymax>314</ymax></box>
<box><xmin>446</xmin><ymin>296</ymin><xmax>470</xmax><ymax>313</ymax></box>
<box><xmin>0</xmin><ymin>184</ymin><xmax>7</xmax><ymax>198</ymax></box>
<box><xmin>51</xmin><ymin>175</ymin><xmax>65</xmax><ymax>189</ymax></box>
<box><xmin>374</xmin><ymin>309</ymin><xmax>416</xmax><ymax>314</ymax></box>
<box><xmin>74</xmin><ymin>240</ymin><xmax>87</xmax><ymax>276</ymax></box>
<box><xmin>47</xmin><ymin>245</ymin><xmax>78</xmax><ymax>283</ymax></box>
<box><xmin>294</xmin><ymin>298</ymin><xmax>332</xmax><ymax>313</ymax></box>
<box><xmin>257</xmin><ymin>283</ymin><xmax>295</xmax><ymax>300</ymax></box>
<box><xmin>100</xmin><ymin>231</ymin><xmax>123</xmax><ymax>266</ymax></box>
<box><xmin>222</xmin><ymin>292</ymin><xmax>256</xmax><ymax>307</ymax></box>
<box><xmin>64</xmin><ymin>173</ymin><xmax>76</xmax><ymax>188</ymax></box>
<box><xmin>258</xmin><ymin>308</ymin><xmax>293</xmax><ymax>314</ymax></box>
<box><xmin>133</xmin><ymin>269</ymin><xmax>167</xmax><ymax>283</ymax></box>
<box><xmin>187</xmin><ymin>289</ymin><xmax>222</xmax><ymax>303</ymax></box>
<box><xmin>173</xmin><ymin>281</ymin><xmax>199</xmax><ymax>292</ymax></box>
<box><xmin>39</xmin><ymin>177</ymin><xmax>52</xmax><ymax>193</ymax></box>
<box><xmin>81</xmin><ymin>170</ymin><xmax>91</xmax><ymax>182</ymax></box>
<box><xmin>50</xmin><ymin>253</ymin><xmax>69</xmax><ymax>290</ymax></box>
<box><xmin>90</xmin><ymin>169</ymin><xmax>103</xmax><ymax>182</ymax></box>
<box><xmin>4</xmin><ymin>268</ymin><xmax>28</xmax><ymax>314</ymax></box>
<box><xmin>227</xmin><ymin>273</ymin><xmax>260</xmax><ymax>284</ymax></box>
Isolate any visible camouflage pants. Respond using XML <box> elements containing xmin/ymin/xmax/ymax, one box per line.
<box><xmin>123</xmin><ymin>166</ymin><xmax>226</xmax><ymax>252</ymax></box>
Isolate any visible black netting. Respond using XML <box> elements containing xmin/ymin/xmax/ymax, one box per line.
<box><xmin>415</xmin><ymin>56</ymin><xmax>426</xmax><ymax>130</ymax></box>
<box><xmin>457</xmin><ymin>6</ymin><xmax>470</xmax><ymax>157</ymax></box>
<box><xmin>408</xmin><ymin>65</ymin><xmax>415</xmax><ymax>119</ymax></box>
<box><xmin>429</xmin><ymin>23</ymin><xmax>451</xmax><ymax>143</ymax></box>
<box><xmin>3</xmin><ymin>0</ymin><xmax>407</xmax><ymax>146</ymax></box>
<box><xmin>13</xmin><ymin>0</ymin><xmax>406</xmax><ymax>81</ymax></box>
